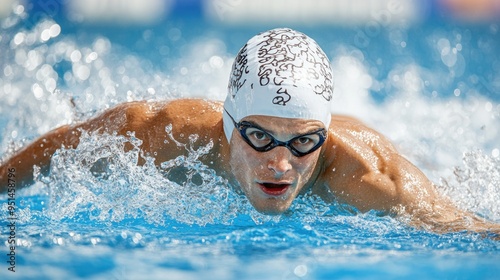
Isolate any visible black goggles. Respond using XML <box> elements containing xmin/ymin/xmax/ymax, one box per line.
<box><xmin>225</xmin><ymin>110</ymin><xmax>327</xmax><ymax>157</ymax></box>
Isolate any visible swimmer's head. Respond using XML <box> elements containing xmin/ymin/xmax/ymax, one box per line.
<box><xmin>223</xmin><ymin>28</ymin><xmax>334</xmax><ymax>142</ymax></box>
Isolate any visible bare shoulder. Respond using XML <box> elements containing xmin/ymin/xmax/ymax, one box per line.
<box><xmin>156</xmin><ymin>99</ymin><xmax>224</xmax><ymax>131</ymax></box>
<box><xmin>153</xmin><ymin>99</ymin><xmax>225</xmax><ymax>147</ymax></box>
<box><xmin>325</xmin><ymin>115</ymin><xmax>398</xmax><ymax>166</ymax></box>
<box><xmin>316</xmin><ymin>114</ymin><xmax>405</xmax><ymax>210</ymax></box>
<box><xmin>0</xmin><ymin>99</ymin><xmax>226</xmax><ymax>190</ymax></box>
<box><xmin>101</xmin><ymin>99</ymin><xmax>222</xmax><ymax>129</ymax></box>
<box><xmin>106</xmin><ymin>99</ymin><xmax>226</xmax><ymax>165</ymax></box>
<box><xmin>78</xmin><ymin>98</ymin><xmax>223</xmax><ymax>137</ymax></box>
<box><xmin>319</xmin><ymin>116</ymin><xmax>500</xmax><ymax>234</ymax></box>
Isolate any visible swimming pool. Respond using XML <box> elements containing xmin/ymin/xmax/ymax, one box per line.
<box><xmin>1</xmin><ymin>1</ymin><xmax>499</xmax><ymax>279</ymax></box>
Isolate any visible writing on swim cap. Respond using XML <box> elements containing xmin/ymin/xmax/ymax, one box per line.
<box><xmin>223</xmin><ymin>28</ymin><xmax>334</xmax><ymax>142</ymax></box>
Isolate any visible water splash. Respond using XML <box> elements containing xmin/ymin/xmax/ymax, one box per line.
<box><xmin>440</xmin><ymin>150</ymin><xmax>500</xmax><ymax>222</ymax></box>
<box><xmin>37</xmin><ymin>130</ymin><xmax>241</xmax><ymax>226</ymax></box>
<box><xmin>35</xmin><ymin>128</ymin><xmax>357</xmax><ymax>227</ymax></box>
<box><xmin>0</xmin><ymin>0</ymin><xmax>499</xmax><ymax>240</ymax></box>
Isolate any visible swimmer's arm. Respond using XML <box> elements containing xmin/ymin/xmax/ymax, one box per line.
<box><xmin>0</xmin><ymin>102</ymin><xmax>140</xmax><ymax>191</ymax></box>
<box><xmin>0</xmin><ymin>125</ymin><xmax>79</xmax><ymax>191</ymax></box>
<box><xmin>325</xmin><ymin>150</ymin><xmax>500</xmax><ymax>235</ymax></box>
<box><xmin>0</xmin><ymin>99</ymin><xmax>225</xmax><ymax>192</ymax></box>
<box><xmin>323</xmin><ymin>119</ymin><xmax>500</xmax><ymax>235</ymax></box>
<box><xmin>369</xmin><ymin>154</ymin><xmax>500</xmax><ymax>233</ymax></box>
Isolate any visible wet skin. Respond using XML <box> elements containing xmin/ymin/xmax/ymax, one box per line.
<box><xmin>228</xmin><ymin>116</ymin><xmax>325</xmax><ymax>215</ymax></box>
<box><xmin>1</xmin><ymin>98</ymin><xmax>499</xmax><ymax>235</ymax></box>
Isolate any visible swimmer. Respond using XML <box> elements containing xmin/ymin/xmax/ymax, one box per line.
<box><xmin>1</xmin><ymin>28</ymin><xmax>499</xmax><ymax>236</ymax></box>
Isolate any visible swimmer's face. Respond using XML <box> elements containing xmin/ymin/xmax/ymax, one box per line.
<box><xmin>229</xmin><ymin>116</ymin><xmax>325</xmax><ymax>215</ymax></box>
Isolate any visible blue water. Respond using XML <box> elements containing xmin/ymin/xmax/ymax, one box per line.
<box><xmin>1</xmin><ymin>1</ymin><xmax>500</xmax><ymax>279</ymax></box>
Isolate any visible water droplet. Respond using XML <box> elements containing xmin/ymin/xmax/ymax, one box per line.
<box><xmin>14</xmin><ymin>4</ymin><xmax>24</xmax><ymax>15</ymax></box>
<box><xmin>85</xmin><ymin>52</ymin><xmax>98</xmax><ymax>63</ymax></box>
<box><xmin>40</xmin><ymin>29</ymin><xmax>51</xmax><ymax>42</ymax></box>
<box><xmin>13</xmin><ymin>32</ymin><xmax>25</xmax><ymax>45</ymax></box>
<box><xmin>485</xmin><ymin>102</ymin><xmax>492</xmax><ymax>112</ymax></box>
<box><xmin>209</xmin><ymin>55</ymin><xmax>224</xmax><ymax>69</ymax></box>
<box><xmin>49</xmin><ymin>24</ymin><xmax>61</xmax><ymax>38</ymax></box>
<box><xmin>492</xmin><ymin>149</ymin><xmax>499</xmax><ymax>158</ymax></box>
<box><xmin>74</xmin><ymin>64</ymin><xmax>90</xmax><ymax>81</ymax></box>
<box><xmin>3</xmin><ymin>65</ymin><xmax>13</xmax><ymax>77</ymax></box>
<box><xmin>294</xmin><ymin>264</ymin><xmax>308</xmax><ymax>277</ymax></box>
<box><xmin>70</xmin><ymin>50</ymin><xmax>82</xmax><ymax>62</ymax></box>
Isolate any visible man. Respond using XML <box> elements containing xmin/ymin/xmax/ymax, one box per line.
<box><xmin>1</xmin><ymin>28</ymin><xmax>498</xmax><ymax>235</ymax></box>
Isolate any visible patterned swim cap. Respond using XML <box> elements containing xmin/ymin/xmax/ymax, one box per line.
<box><xmin>223</xmin><ymin>28</ymin><xmax>334</xmax><ymax>141</ymax></box>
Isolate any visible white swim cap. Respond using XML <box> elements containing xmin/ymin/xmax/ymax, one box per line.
<box><xmin>223</xmin><ymin>28</ymin><xmax>334</xmax><ymax>142</ymax></box>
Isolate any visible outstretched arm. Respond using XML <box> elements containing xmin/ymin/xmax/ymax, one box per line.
<box><xmin>323</xmin><ymin>117</ymin><xmax>499</xmax><ymax>235</ymax></box>
<box><xmin>0</xmin><ymin>99</ymin><xmax>226</xmax><ymax>192</ymax></box>
<box><xmin>0</xmin><ymin>102</ymin><xmax>141</xmax><ymax>191</ymax></box>
<box><xmin>363</xmin><ymin>153</ymin><xmax>498</xmax><ymax>234</ymax></box>
<box><xmin>0</xmin><ymin>125</ymin><xmax>79</xmax><ymax>190</ymax></box>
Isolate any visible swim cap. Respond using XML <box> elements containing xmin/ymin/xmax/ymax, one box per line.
<box><xmin>223</xmin><ymin>28</ymin><xmax>334</xmax><ymax>142</ymax></box>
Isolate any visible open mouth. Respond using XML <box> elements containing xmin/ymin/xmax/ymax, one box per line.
<box><xmin>258</xmin><ymin>183</ymin><xmax>291</xmax><ymax>196</ymax></box>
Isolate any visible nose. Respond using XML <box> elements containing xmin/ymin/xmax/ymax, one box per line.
<box><xmin>267</xmin><ymin>147</ymin><xmax>292</xmax><ymax>176</ymax></box>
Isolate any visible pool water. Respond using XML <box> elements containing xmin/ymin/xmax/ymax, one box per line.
<box><xmin>1</xmin><ymin>1</ymin><xmax>500</xmax><ymax>279</ymax></box>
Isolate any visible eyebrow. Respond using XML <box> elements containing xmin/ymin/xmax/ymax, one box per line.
<box><xmin>241</xmin><ymin>121</ymin><xmax>274</xmax><ymax>133</ymax></box>
<box><xmin>242</xmin><ymin>121</ymin><xmax>323</xmax><ymax>137</ymax></box>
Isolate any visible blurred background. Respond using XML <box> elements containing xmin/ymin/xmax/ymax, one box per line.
<box><xmin>1</xmin><ymin>0</ymin><xmax>498</xmax><ymax>98</ymax></box>
<box><xmin>1</xmin><ymin>0</ymin><xmax>498</xmax><ymax>25</ymax></box>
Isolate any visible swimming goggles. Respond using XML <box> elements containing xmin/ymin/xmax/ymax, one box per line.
<box><xmin>225</xmin><ymin>110</ymin><xmax>327</xmax><ymax>157</ymax></box>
